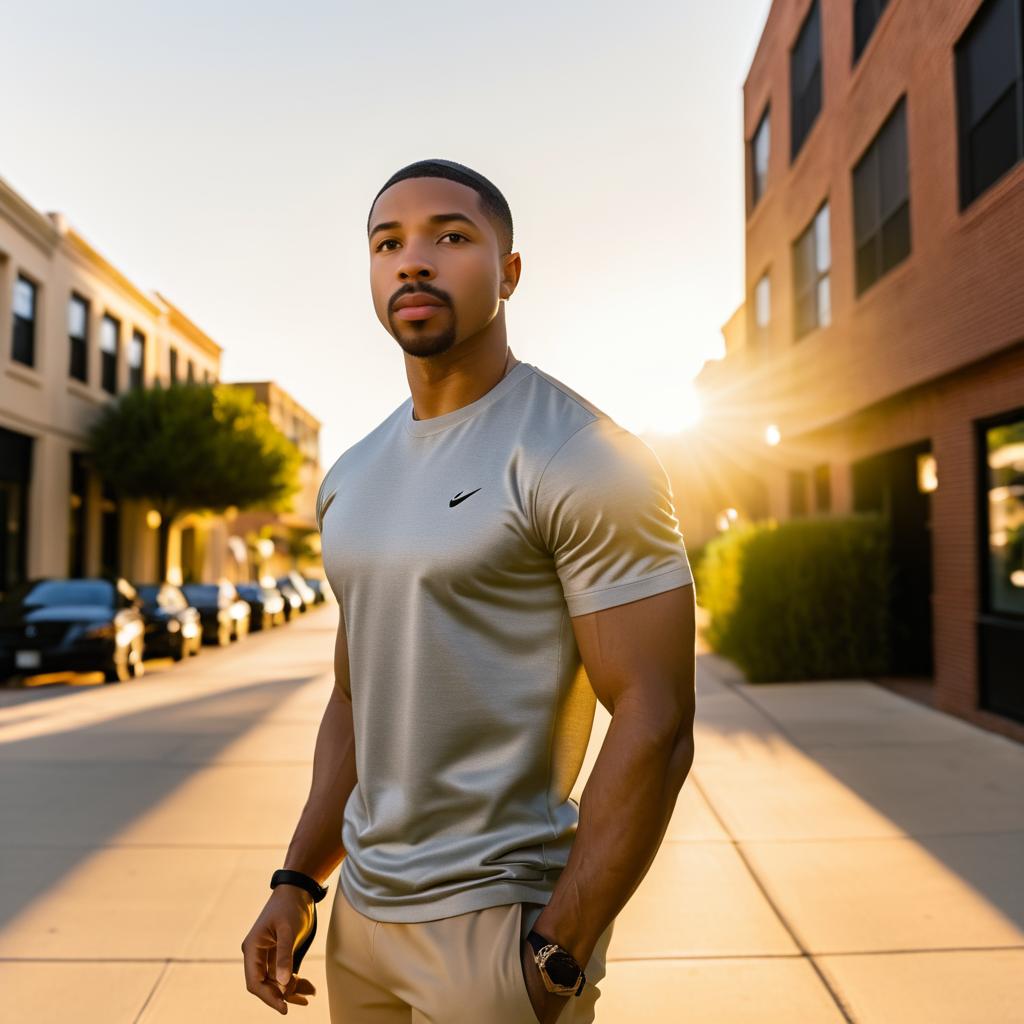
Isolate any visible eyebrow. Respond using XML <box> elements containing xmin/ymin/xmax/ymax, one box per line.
<box><xmin>369</xmin><ymin>212</ymin><xmax>480</xmax><ymax>238</ymax></box>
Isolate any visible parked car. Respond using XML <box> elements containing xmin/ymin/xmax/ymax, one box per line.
<box><xmin>0</xmin><ymin>576</ymin><xmax>146</xmax><ymax>683</ymax></box>
<box><xmin>275</xmin><ymin>579</ymin><xmax>305</xmax><ymax>621</ymax></box>
<box><xmin>181</xmin><ymin>582</ymin><xmax>251</xmax><ymax>645</ymax></box>
<box><xmin>303</xmin><ymin>577</ymin><xmax>328</xmax><ymax>604</ymax></box>
<box><xmin>135</xmin><ymin>583</ymin><xmax>203</xmax><ymax>660</ymax></box>
<box><xmin>236</xmin><ymin>583</ymin><xmax>286</xmax><ymax>631</ymax></box>
<box><xmin>277</xmin><ymin>571</ymin><xmax>317</xmax><ymax>613</ymax></box>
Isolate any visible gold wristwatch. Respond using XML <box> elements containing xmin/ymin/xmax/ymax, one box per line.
<box><xmin>525</xmin><ymin>930</ymin><xmax>587</xmax><ymax>997</ymax></box>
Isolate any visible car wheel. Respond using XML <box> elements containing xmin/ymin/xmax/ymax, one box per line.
<box><xmin>171</xmin><ymin>636</ymin><xmax>186</xmax><ymax>662</ymax></box>
<box><xmin>104</xmin><ymin>650</ymin><xmax>130</xmax><ymax>683</ymax></box>
<box><xmin>130</xmin><ymin>642</ymin><xmax>145</xmax><ymax>678</ymax></box>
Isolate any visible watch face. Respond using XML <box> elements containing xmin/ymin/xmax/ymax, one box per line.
<box><xmin>544</xmin><ymin>951</ymin><xmax>581</xmax><ymax>988</ymax></box>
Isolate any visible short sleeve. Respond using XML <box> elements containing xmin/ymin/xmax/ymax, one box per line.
<box><xmin>532</xmin><ymin>418</ymin><xmax>694</xmax><ymax>616</ymax></box>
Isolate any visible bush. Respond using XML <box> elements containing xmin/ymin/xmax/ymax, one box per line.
<box><xmin>695</xmin><ymin>514</ymin><xmax>891</xmax><ymax>682</ymax></box>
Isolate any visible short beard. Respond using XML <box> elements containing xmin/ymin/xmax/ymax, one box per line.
<box><xmin>390</xmin><ymin>311</ymin><xmax>458</xmax><ymax>359</ymax></box>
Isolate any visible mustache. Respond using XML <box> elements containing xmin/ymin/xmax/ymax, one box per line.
<box><xmin>390</xmin><ymin>284</ymin><xmax>451</xmax><ymax>310</ymax></box>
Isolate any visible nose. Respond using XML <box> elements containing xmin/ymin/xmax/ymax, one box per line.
<box><xmin>397</xmin><ymin>250</ymin><xmax>436</xmax><ymax>283</ymax></box>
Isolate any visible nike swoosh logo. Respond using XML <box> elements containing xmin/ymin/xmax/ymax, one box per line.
<box><xmin>449</xmin><ymin>488</ymin><xmax>482</xmax><ymax>507</ymax></box>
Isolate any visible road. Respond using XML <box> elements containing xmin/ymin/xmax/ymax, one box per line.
<box><xmin>1</xmin><ymin>604</ymin><xmax>1022</xmax><ymax>1022</ymax></box>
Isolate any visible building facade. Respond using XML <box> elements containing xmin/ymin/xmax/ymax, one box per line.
<box><xmin>694</xmin><ymin>0</ymin><xmax>1024</xmax><ymax>739</ymax></box>
<box><xmin>0</xmin><ymin>175</ymin><xmax>232</xmax><ymax>592</ymax></box>
<box><xmin>224</xmin><ymin>380</ymin><xmax>323</xmax><ymax>582</ymax></box>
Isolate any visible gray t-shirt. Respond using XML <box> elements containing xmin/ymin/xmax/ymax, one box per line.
<box><xmin>317</xmin><ymin>360</ymin><xmax>693</xmax><ymax>922</ymax></box>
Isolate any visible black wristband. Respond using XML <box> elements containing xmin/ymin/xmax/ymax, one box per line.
<box><xmin>270</xmin><ymin>868</ymin><xmax>329</xmax><ymax>904</ymax></box>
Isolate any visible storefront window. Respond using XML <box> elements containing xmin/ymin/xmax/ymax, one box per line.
<box><xmin>984</xmin><ymin>416</ymin><xmax>1024</xmax><ymax>615</ymax></box>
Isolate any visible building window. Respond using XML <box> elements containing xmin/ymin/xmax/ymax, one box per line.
<box><xmin>853</xmin><ymin>96</ymin><xmax>911</xmax><ymax>296</ymax></box>
<box><xmin>187</xmin><ymin>358</ymin><xmax>195</xmax><ymax>383</ymax></box>
<box><xmin>750</xmin><ymin>105</ymin><xmax>771</xmax><ymax>209</ymax></box>
<box><xmin>853</xmin><ymin>0</ymin><xmax>890</xmax><ymax>63</ymax></box>
<box><xmin>100</xmin><ymin>314</ymin><xmax>120</xmax><ymax>395</ymax></box>
<box><xmin>790</xmin><ymin>0</ymin><xmax>823</xmax><ymax>161</ymax></box>
<box><xmin>204</xmin><ymin>368</ymin><xmax>211</xmax><ymax>384</ymax></box>
<box><xmin>129</xmin><ymin>330</ymin><xmax>145</xmax><ymax>390</ymax></box>
<box><xmin>0</xmin><ymin>427</ymin><xmax>33</xmax><ymax>592</ymax></box>
<box><xmin>12</xmin><ymin>275</ymin><xmax>37</xmax><ymax>367</ymax></box>
<box><xmin>982</xmin><ymin>412</ymin><xmax>1024</xmax><ymax>615</ymax></box>
<box><xmin>955</xmin><ymin>0</ymin><xmax>1024</xmax><ymax>208</ymax></box>
<box><xmin>813</xmin><ymin>463</ymin><xmax>832</xmax><ymax>512</ymax></box>
<box><xmin>789</xmin><ymin>470</ymin><xmax>809</xmax><ymax>517</ymax></box>
<box><xmin>792</xmin><ymin>201</ymin><xmax>831</xmax><ymax>339</ymax></box>
<box><xmin>749</xmin><ymin>271</ymin><xmax>771</xmax><ymax>350</ymax></box>
<box><xmin>68</xmin><ymin>293</ymin><xmax>90</xmax><ymax>382</ymax></box>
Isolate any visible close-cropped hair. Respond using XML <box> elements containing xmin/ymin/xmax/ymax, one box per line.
<box><xmin>368</xmin><ymin>158</ymin><xmax>514</xmax><ymax>255</ymax></box>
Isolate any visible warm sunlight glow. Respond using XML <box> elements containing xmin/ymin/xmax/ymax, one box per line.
<box><xmin>764</xmin><ymin>423</ymin><xmax>781</xmax><ymax>446</ymax></box>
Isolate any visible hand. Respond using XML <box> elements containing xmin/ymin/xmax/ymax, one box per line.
<box><xmin>519</xmin><ymin>940</ymin><xmax>573</xmax><ymax>1024</ymax></box>
<box><xmin>242</xmin><ymin>886</ymin><xmax>318</xmax><ymax>1014</ymax></box>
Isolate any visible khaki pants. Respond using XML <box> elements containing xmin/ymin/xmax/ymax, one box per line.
<box><xmin>325</xmin><ymin>882</ymin><xmax>615</xmax><ymax>1023</ymax></box>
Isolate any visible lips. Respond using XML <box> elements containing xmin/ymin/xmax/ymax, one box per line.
<box><xmin>393</xmin><ymin>293</ymin><xmax>448</xmax><ymax>321</ymax></box>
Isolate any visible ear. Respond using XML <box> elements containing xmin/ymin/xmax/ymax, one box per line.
<box><xmin>500</xmin><ymin>251</ymin><xmax>522</xmax><ymax>301</ymax></box>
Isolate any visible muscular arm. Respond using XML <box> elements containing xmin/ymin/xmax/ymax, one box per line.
<box><xmin>282</xmin><ymin>605</ymin><xmax>358</xmax><ymax>884</ymax></box>
<box><xmin>532</xmin><ymin>582</ymin><xmax>696</xmax><ymax>968</ymax></box>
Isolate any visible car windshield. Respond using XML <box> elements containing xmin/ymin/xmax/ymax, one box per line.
<box><xmin>182</xmin><ymin>584</ymin><xmax>220</xmax><ymax>602</ymax></box>
<box><xmin>23</xmin><ymin>580</ymin><xmax>115</xmax><ymax>608</ymax></box>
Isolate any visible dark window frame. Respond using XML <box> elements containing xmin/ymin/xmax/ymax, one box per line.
<box><xmin>852</xmin><ymin>95</ymin><xmax>912</xmax><ymax>297</ymax></box>
<box><xmin>128</xmin><ymin>328</ymin><xmax>145</xmax><ymax>390</ymax></box>
<box><xmin>749</xmin><ymin>104</ymin><xmax>771</xmax><ymax>211</ymax></box>
<box><xmin>791</xmin><ymin>200</ymin><xmax>831</xmax><ymax>341</ymax></box>
<box><xmin>813</xmin><ymin>463</ymin><xmax>832</xmax><ymax>512</ymax></box>
<box><xmin>68</xmin><ymin>292</ymin><xmax>90</xmax><ymax>383</ymax></box>
<box><xmin>749</xmin><ymin>268</ymin><xmax>772</xmax><ymax>351</ymax></box>
<box><xmin>169</xmin><ymin>345</ymin><xmax>179</xmax><ymax>385</ymax></box>
<box><xmin>976</xmin><ymin>404</ymin><xmax>1024</xmax><ymax>620</ymax></box>
<box><xmin>12</xmin><ymin>273</ymin><xmax>38</xmax><ymax>367</ymax></box>
<box><xmin>955</xmin><ymin>0</ymin><xmax>1024</xmax><ymax>209</ymax></box>
<box><xmin>790</xmin><ymin>0</ymin><xmax>823</xmax><ymax>162</ymax></box>
<box><xmin>853</xmin><ymin>0</ymin><xmax>891</xmax><ymax>64</ymax></box>
<box><xmin>100</xmin><ymin>313</ymin><xmax>120</xmax><ymax>395</ymax></box>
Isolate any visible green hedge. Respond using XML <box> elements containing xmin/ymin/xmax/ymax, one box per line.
<box><xmin>694</xmin><ymin>514</ymin><xmax>891</xmax><ymax>682</ymax></box>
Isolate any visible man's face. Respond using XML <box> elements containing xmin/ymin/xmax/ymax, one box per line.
<box><xmin>367</xmin><ymin>176</ymin><xmax>517</xmax><ymax>359</ymax></box>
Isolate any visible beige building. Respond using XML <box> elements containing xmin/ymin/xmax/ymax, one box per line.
<box><xmin>0</xmin><ymin>173</ymin><xmax>245</xmax><ymax>593</ymax></box>
<box><xmin>224</xmin><ymin>380</ymin><xmax>323</xmax><ymax>583</ymax></box>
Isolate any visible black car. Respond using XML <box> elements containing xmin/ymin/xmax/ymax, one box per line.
<box><xmin>0</xmin><ymin>577</ymin><xmax>146</xmax><ymax>684</ymax></box>
<box><xmin>135</xmin><ymin>583</ymin><xmax>203</xmax><ymax>661</ymax></box>
<box><xmin>275</xmin><ymin>578</ymin><xmax>306</xmax><ymax>621</ymax></box>
<box><xmin>303</xmin><ymin>577</ymin><xmax>329</xmax><ymax>605</ymax></box>
<box><xmin>236</xmin><ymin>583</ymin><xmax>286</xmax><ymax>631</ymax></box>
<box><xmin>181</xmin><ymin>582</ymin><xmax>251</xmax><ymax>646</ymax></box>
<box><xmin>277</xmin><ymin>572</ymin><xmax>316</xmax><ymax>615</ymax></box>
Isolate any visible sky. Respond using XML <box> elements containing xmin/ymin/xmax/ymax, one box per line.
<box><xmin>2</xmin><ymin>0</ymin><xmax>771</xmax><ymax>463</ymax></box>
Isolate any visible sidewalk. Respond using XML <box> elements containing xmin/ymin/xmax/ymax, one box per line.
<box><xmin>1</xmin><ymin>605</ymin><xmax>1021</xmax><ymax>1022</ymax></box>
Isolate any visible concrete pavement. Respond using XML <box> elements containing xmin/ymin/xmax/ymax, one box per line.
<box><xmin>0</xmin><ymin>603</ymin><xmax>1021</xmax><ymax>1022</ymax></box>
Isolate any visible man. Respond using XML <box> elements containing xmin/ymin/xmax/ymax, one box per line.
<box><xmin>242</xmin><ymin>158</ymin><xmax>697</xmax><ymax>1023</ymax></box>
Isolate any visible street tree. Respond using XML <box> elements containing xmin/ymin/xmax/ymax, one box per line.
<box><xmin>87</xmin><ymin>382</ymin><xmax>303</xmax><ymax>580</ymax></box>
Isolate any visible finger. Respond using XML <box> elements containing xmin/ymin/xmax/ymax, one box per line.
<box><xmin>285</xmin><ymin>976</ymin><xmax>316</xmax><ymax>997</ymax></box>
<box><xmin>275</xmin><ymin>930</ymin><xmax>296</xmax><ymax>990</ymax></box>
<box><xmin>282</xmin><ymin>974</ymin><xmax>314</xmax><ymax>1004</ymax></box>
<box><xmin>242</xmin><ymin>939</ymin><xmax>289</xmax><ymax>1013</ymax></box>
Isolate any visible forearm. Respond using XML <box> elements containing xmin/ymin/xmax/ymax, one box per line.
<box><xmin>533</xmin><ymin>706</ymin><xmax>694</xmax><ymax>966</ymax></box>
<box><xmin>282</xmin><ymin>689</ymin><xmax>358</xmax><ymax>884</ymax></box>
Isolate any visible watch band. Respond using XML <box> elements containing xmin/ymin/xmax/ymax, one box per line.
<box><xmin>270</xmin><ymin>868</ymin><xmax>329</xmax><ymax>904</ymax></box>
<box><xmin>526</xmin><ymin>929</ymin><xmax>587</xmax><ymax>997</ymax></box>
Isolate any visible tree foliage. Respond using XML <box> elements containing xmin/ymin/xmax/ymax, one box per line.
<box><xmin>87</xmin><ymin>382</ymin><xmax>303</xmax><ymax>522</ymax></box>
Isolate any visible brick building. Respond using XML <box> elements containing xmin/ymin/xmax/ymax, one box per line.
<box><xmin>693</xmin><ymin>0</ymin><xmax>1024</xmax><ymax>739</ymax></box>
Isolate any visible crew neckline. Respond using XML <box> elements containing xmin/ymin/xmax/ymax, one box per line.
<box><xmin>404</xmin><ymin>360</ymin><xmax>535</xmax><ymax>437</ymax></box>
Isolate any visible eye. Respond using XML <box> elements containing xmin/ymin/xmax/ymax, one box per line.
<box><xmin>441</xmin><ymin>232</ymin><xmax>467</xmax><ymax>244</ymax></box>
<box><xmin>375</xmin><ymin>239</ymin><xmax>399</xmax><ymax>252</ymax></box>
